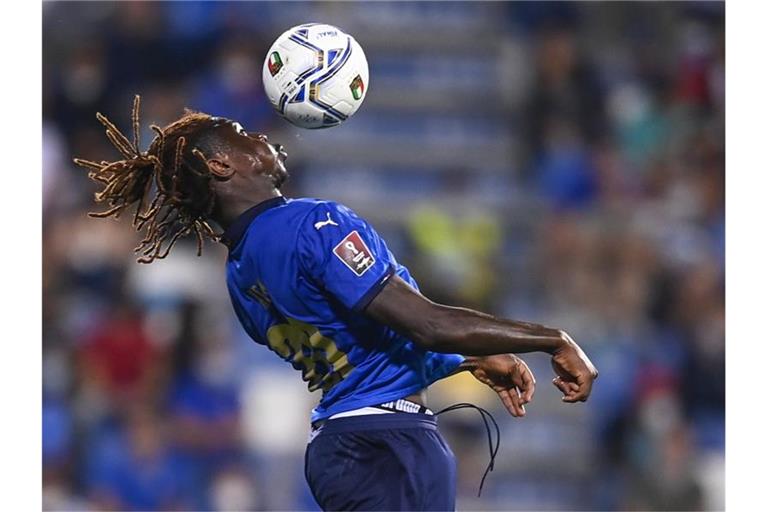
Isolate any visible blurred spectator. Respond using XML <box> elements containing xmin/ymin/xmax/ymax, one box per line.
<box><xmin>166</xmin><ymin>301</ymin><xmax>241</xmax><ymax>509</ymax></box>
<box><xmin>525</xmin><ymin>27</ymin><xmax>606</xmax><ymax>161</ymax></box>
<box><xmin>85</xmin><ymin>405</ymin><xmax>188</xmax><ymax>510</ymax></box>
<box><xmin>209</xmin><ymin>465</ymin><xmax>261</xmax><ymax>511</ymax></box>
<box><xmin>193</xmin><ymin>36</ymin><xmax>274</xmax><ymax>133</ymax></box>
<box><xmin>406</xmin><ymin>168</ymin><xmax>503</xmax><ymax>308</ymax></box>
<box><xmin>534</xmin><ymin>118</ymin><xmax>598</xmax><ymax>209</ymax></box>
<box><xmin>78</xmin><ymin>299</ymin><xmax>163</xmax><ymax>406</ymax></box>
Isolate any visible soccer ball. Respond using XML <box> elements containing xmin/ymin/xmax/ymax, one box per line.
<box><xmin>262</xmin><ymin>23</ymin><xmax>369</xmax><ymax>129</ymax></box>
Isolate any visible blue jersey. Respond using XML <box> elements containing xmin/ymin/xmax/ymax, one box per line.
<box><xmin>223</xmin><ymin>196</ymin><xmax>464</xmax><ymax>422</ymax></box>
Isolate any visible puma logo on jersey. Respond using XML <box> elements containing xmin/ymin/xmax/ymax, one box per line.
<box><xmin>314</xmin><ymin>212</ymin><xmax>339</xmax><ymax>230</ymax></box>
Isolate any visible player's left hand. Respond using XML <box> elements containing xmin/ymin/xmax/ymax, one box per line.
<box><xmin>550</xmin><ymin>331</ymin><xmax>598</xmax><ymax>403</ymax></box>
<box><xmin>468</xmin><ymin>354</ymin><xmax>536</xmax><ymax>417</ymax></box>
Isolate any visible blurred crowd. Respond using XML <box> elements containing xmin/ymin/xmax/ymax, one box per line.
<box><xmin>43</xmin><ymin>2</ymin><xmax>724</xmax><ymax>511</ymax></box>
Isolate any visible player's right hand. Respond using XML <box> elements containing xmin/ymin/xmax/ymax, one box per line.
<box><xmin>550</xmin><ymin>331</ymin><xmax>598</xmax><ymax>403</ymax></box>
<box><xmin>469</xmin><ymin>354</ymin><xmax>536</xmax><ymax>417</ymax></box>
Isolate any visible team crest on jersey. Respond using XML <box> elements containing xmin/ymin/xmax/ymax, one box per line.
<box><xmin>333</xmin><ymin>231</ymin><xmax>375</xmax><ymax>276</ymax></box>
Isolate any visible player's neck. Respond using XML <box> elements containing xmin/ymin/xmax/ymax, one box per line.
<box><xmin>213</xmin><ymin>187</ymin><xmax>283</xmax><ymax>231</ymax></box>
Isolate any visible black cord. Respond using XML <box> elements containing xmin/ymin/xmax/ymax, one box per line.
<box><xmin>435</xmin><ymin>402</ymin><xmax>501</xmax><ymax>497</ymax></box>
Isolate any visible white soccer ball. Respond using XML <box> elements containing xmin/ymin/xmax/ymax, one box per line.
<box><xmin>262</xmin><ymin>23</ymin><xmax>369</xmax><ymax>129</ymax></box>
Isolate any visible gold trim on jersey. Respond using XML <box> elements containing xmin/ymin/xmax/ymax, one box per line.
<box><xmin>248</xmin><ymin>281</ymin><xmax>354</xmax><ymax>393</ymax></box>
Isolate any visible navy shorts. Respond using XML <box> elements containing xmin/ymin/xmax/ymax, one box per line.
<box><xmin>305</xmin><ymin>413</ymin><xmax>457</xmax><ymax>511</ymax></box>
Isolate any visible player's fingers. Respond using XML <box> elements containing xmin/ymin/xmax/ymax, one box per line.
<box><xmin>513</xmin><ymin>359</ymin><xmax>536</xmax><ymax>404</ymax></box>
<box><xmin>520</xmin><ymin>370</ymin><xmax>535</xmax><ymax>404</ymax></box>
<box><xmin>570</xmin><ymin>373</ymin><xmax>595</xmax><ymax>402</ymax></box>
<box><xmin>498</xmin><ymin>387</ymin><xmax>525</xmax><ymax>417</ymax></box>
<box><xmin>562</xmin><ymin>391</ymin><xmax>580</xmax><ymax>403</ymax></box>
<box><xmin>496</xmin><ymin>387</ymin><xmax>518</xmax><ymax>416</ymax></box>
<box><xmin>552</xmin><ymin>377</ymin><xmax>577</xmax><ymax>401</ymax></box>
<box><xmin>507</xmin><ymin>388</ymin><xmax>526</xmax><ymax>417</ymax></box>
<box><xmin>561</xmin><ymin>379</ymin><xmax>588</xmax><ymax>403</ymax></box>
<box><xmin>552</xmin><ymin>376</ymin><xmax>568</xmax><ymax>395</ymax></box>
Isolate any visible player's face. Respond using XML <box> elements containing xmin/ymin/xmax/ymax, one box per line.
<box><xmin>217</xmin><ymin>120</ymin><xmax>288</xmax><ymax>187</ymax></box>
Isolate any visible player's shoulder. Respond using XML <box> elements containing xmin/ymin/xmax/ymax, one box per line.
<box><xmin>290</xmin><ymin>198</ymin><xmax>377</xmax><ymax>260</ymax></box>
<box><xmin>289</xmin><ymin>198</ymin><xmax>362</xmax><ymax>227</ymax></box>
<box><xmin>289</xmin><ymin>197</ymin><xmax>356</xmax><ymax>215</ymax></box>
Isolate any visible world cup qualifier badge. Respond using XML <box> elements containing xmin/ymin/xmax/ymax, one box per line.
<box><xmin>333</xmin><ymin>231</ymin><xmax>376</xmax><ymax>276</ymax></box>
<box><xmin>268</xmin><ymin>52</ymin><xmax>283</xmax><ymax>76</ymax></box>
<box><xmin>349</xmin><ymin>75</ymin><xmax>364</xmax><ymax>100</ymax></box>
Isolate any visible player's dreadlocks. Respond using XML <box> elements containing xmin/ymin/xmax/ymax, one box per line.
<box><xmin>74</xmin><ymin>95</ymin><xmax>222</xmax><ymax>263</ymax></box>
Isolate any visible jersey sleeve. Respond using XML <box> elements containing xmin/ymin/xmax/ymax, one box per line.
<box><xmin>296</xmin><ymin>202</ymin><xmax>396</xmax><ymax>311</ymax></box>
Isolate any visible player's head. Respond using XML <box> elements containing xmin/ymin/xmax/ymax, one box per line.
<box><xmin>74</xmin><ymin>95</ymin><xmax>288</xmax><ymax>263</ymax></box>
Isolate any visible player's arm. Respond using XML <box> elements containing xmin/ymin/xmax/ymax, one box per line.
<box><xmin>365</xmin><ymin>275</ymin><xmax>598</xmax><ymax>403</ymax></box>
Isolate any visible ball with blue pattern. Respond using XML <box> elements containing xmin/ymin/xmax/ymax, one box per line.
<box><xmin>262</xmin><ymin>23</ymin><xmax>369</xmax><ymax>129</ymax></box>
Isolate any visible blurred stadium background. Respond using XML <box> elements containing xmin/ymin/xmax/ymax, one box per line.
<box><xmin>42</xmin><ymin>1</ymin><xmax>724</xmax><ymax>510</ymax></box>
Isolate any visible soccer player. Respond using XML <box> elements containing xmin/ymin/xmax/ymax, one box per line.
<box><xmin>75</xmin><ymin>97</ymin><xmax>598</xmax><ymax>511</ymax></box>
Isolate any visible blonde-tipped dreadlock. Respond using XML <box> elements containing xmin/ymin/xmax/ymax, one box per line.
<box><xmin>74</xmin><ymin>95</ymin><xmax>220</xmax><ymax>263</ymax></box>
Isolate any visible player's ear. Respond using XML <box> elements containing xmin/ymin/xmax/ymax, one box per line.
<box><xmin>206</xmin><ymin>158</ymin><xmax>236</xmax><ymax>180</ymax></box>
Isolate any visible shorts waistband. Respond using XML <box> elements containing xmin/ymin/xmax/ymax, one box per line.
<box><xmin>312</xmin><ymin>412</ymin><xmax>438</xmax><ymax>436</ymax></box>
<box><xmin>374</xmin><ymin>398</ymin><xmax>433</xmax><ymax>416</ymax></box>
<box><xmin>326</xmin><ymin>399</ymin><xmax>434</xmax><ymax>421</ymax></box>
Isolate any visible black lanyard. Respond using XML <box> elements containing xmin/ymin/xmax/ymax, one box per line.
<box><xmin>435</xmin><ymin>402</ymin><xmax>501</xmax><ymax>497</ymax></box>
